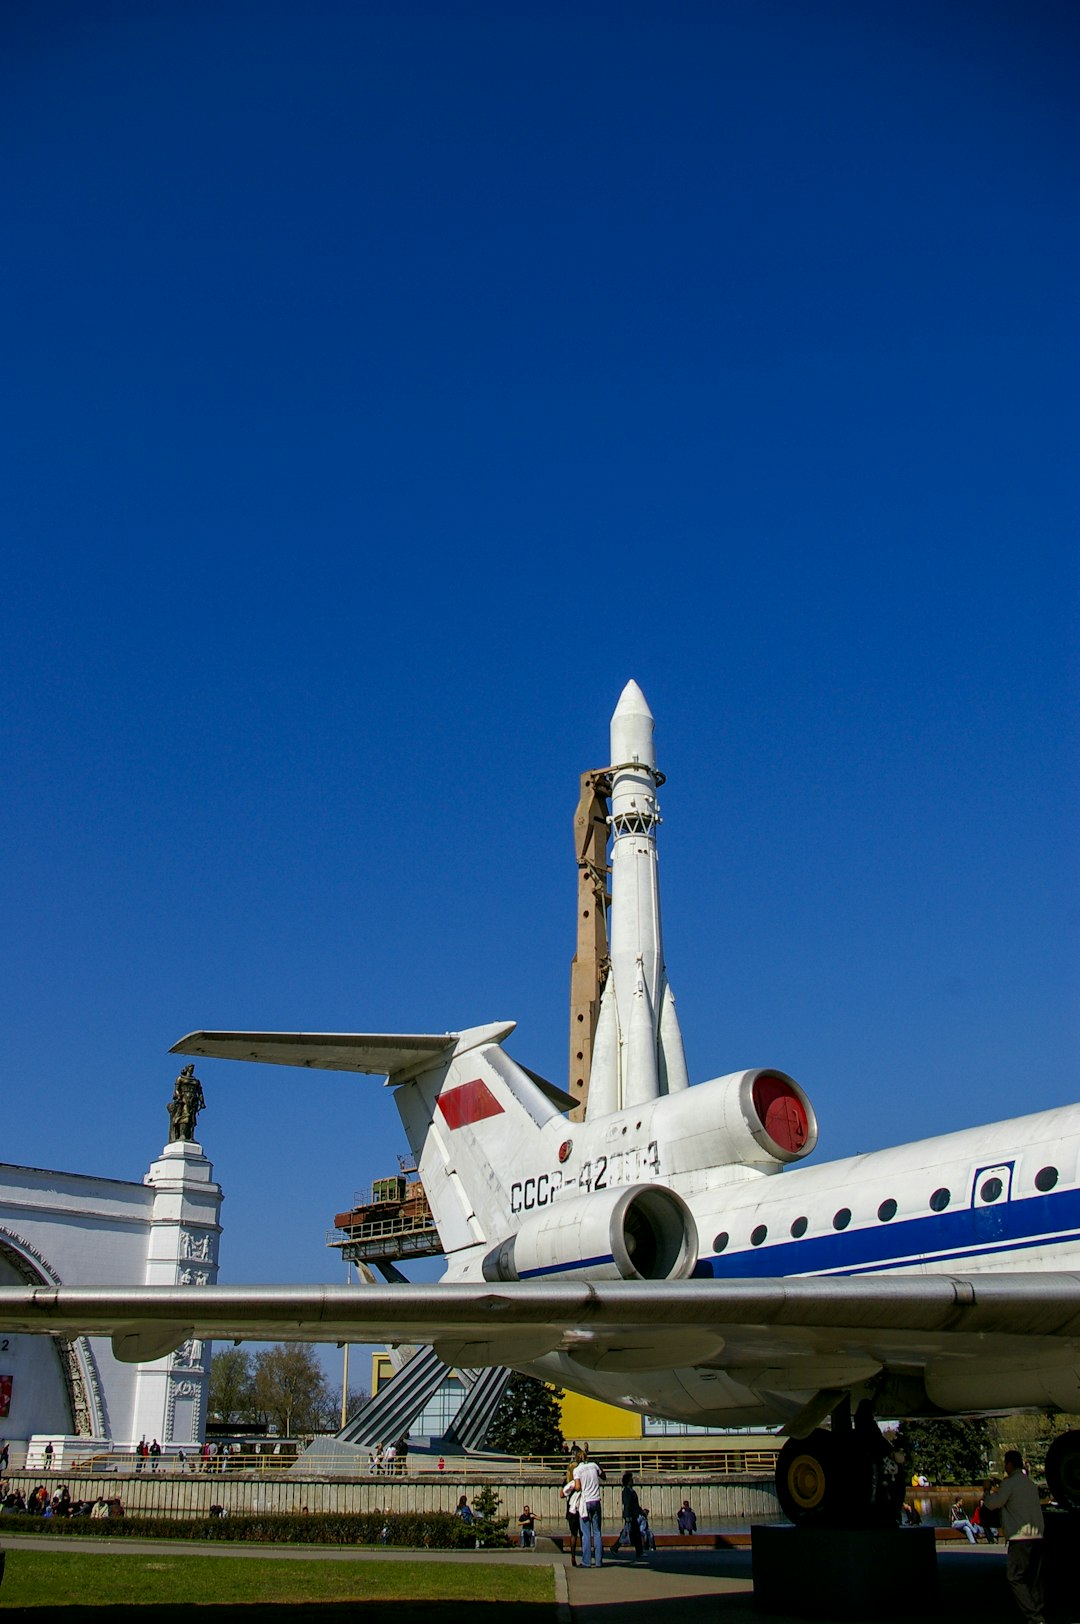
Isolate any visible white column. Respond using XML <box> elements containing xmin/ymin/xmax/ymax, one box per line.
<box><xmin>129</xmin><ymin>1140</ymin><xmax>222</xmax><ymax>1450</ymax></box>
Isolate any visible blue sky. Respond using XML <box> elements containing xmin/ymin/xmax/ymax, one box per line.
<box><xmin>3</xmin><ymin>1</ymin><xmax>1077</xmax><ymax>1317</ymax></box>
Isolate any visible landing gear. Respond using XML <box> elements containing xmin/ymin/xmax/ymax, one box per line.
<box><xmin>775</xmin><ymin>1401</ymin><xmax>905</xmax><ymax>1529</ymax></box>
<box><xmin>776</xmin><ymin>1429</ymin><xmax>838</xmax><ymax>1524</ymax></box>
<box><xmin>1046</xmin><ymin>1430</ymin><xmax>1080</xmax><ymax>1511</ymax></box>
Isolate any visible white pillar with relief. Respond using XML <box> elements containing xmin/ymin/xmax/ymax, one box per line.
<box><xmin>128</xmin><ymin>1138</ymin><xmax>222</xmax><ymax>1449</ymax></box>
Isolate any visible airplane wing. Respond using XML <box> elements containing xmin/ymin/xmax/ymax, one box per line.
<box><xmin>2</xmin><ymin>1275</ymin><xmax>1079</xmax><ymax>1379</ymax></box>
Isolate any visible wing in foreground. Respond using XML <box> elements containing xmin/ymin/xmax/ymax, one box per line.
<box><xmin>2</xmin><ymin>1273</ymin><xmax>1080</xmax><ymax>1367</ymax></box>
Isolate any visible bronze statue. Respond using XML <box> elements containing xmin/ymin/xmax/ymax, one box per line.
<box><xmin>167</xmin><ymin>1064</ymin><xmax>206</xmax><ymax>1142</ymax></box>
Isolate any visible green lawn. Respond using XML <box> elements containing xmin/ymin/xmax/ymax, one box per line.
<box><xmin>0</xmin><ymin>1551</ymin><xmax>554</xmax><ymax>1618</ymax></box>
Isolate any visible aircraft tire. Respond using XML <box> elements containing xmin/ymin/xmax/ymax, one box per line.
<box><xmin>776</xmin><ymin>1430</ymin><xmax>838</xmax><ymax>1526</ymax></box>
<box><xmin>1045</xmin><ymin>1430</ymin><xmax>1080</xmax><ymax>1512</ymax></box>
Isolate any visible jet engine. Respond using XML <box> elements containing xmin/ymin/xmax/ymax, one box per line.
<box><xmin>653</xmin><ymin>1067</ymin><xmax>818</xmax><ymax>1177</ymax></box>
<box><xmin>481</xmin><ymin>1183</ymin><xmax>698</xmax><ymax>1283</ymax></box>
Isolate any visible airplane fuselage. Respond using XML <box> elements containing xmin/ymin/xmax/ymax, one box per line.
<box><xmin>436</xmin><ymin>1088</ymin><xmax>1080</xmax><ymax>1428</ymax></box>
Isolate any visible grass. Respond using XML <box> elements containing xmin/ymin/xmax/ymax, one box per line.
<box><xmin>0</xmin><ymin>1550</ymin><xmax>555</xmax><ymax>1617</ymax></box>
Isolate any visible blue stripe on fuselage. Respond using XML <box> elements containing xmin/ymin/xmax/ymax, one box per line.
<box><xmin>693</xmin><ymin>1187</ymin><xmax>1080</xmax><ymax>1279</ymax></box>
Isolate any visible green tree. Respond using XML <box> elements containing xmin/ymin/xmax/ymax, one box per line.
<box><xmin>207</xmin><ymin>1347</ymin><xmax>254</xmax><ymax>1425</ymax></box>
<box><xmin>471</xmin><ymin>1483</ymin><xmax>510</xmax><ymax>1547</ymax></box>
<box><xmin>252</xmin><ymin>1344</ymin><xmax>329</xmax><ymax>1437</ymax></box>
<box><xmin>485</xmin><ymin>1374</ymin><xmax>564</xmax><ymax>1457</ymax></box>
<box><xmin>990</xmin><ymin>1413</ymin><xmax>1080</xmax><ymax>1477</ymax></box>
<box><xmin>896</xmin><ymin>1418</ymin><xmax>994</xmax><ymax>1485</ymax></box>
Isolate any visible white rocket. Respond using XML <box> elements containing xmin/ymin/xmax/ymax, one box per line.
<box><xmin>586</xmin><ymin>680</ymin><xmax>690</xmax><ymax>1118</ymax></box>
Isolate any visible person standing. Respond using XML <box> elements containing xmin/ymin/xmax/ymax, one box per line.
<box><xmin>573</xmin><ymin>1450</ymin><xmax>605</xmax><ymax>1568</ymax></box>
<box><xmin>561</xmin><ymin>1469</ymin><xmax>581</xmax><ymax>1566</ymax></box>
<box><xmin>979</xmin><ymin>1477</ymin><xmax>1002</xmax><ymax>1544</ymax></box>
<box><xmin>617</xmin><ymin>1471</ymin><xmax>644</xmax><ymax>1559</ymax></box>
<box><xmin>982</xmin><ymin>1451</ymin><xmax>1045</xmax><ymax>1624</ymax></box>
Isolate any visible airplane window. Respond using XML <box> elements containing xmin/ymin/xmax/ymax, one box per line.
<box><xmin>929</xmin><ymin>1188</ymin><xmax>951</xmax><ymax>1212</ymax></box>
<box><xmin>980</xmin><ymin>1176</ymin><xmax>1003</xmax><ymax>1203</ymax></box>
<box><xmin>790</xmin><ymin>1216</ymin><xmax>808</xmax><ymax>1238</ymax></box>
<box><xmin>833</xmin><ymin>1208</ymin><xmax>851</xmax><ymax>1230</ymax></box>
<box><xmin>713</xmin><ymin>1232</ymin><xmax>729</xmax><ymax>1253</ymax></box>
<box><xmin>1035</xmin><ymin>1166</ymin><xmax>1058</xmax><ymax>1192</ymax></box>
<box><xmin>877</xmin><ymin>1198</ymin><xmax>897</xmax><ymax>1222</ymax></box>
<box><xmin>751</xmin><ymin>1224</ymin><xmax>767</xmax><ymax>1247</ymax></box>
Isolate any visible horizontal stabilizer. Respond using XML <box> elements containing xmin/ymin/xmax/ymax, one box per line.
<box><xmin>170</xmin><ymin>1030</ymin><xmax>457</xmax><ymax>1077</ymax></box>
<box><xmin>169</xmin><ymin>1022</ymin><xmax>516</xmax><ymax>1079</ymax></box>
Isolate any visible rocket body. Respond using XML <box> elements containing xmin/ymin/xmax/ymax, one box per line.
<box><xmin>586</xmin><ymin>681</ymin><xmax>689</xmax><ymax>1118</ymax></box>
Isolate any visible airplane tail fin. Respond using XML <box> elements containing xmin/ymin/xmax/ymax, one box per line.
<box><xmin>171</xmin><ymin>1022</ymin><xmax>573</xmax><ymax>1264</ymax></box>
<box><xmin>391</xmin><ymin>1027</ymin><xmax>573</xmax><ymax>1261</ymax></box>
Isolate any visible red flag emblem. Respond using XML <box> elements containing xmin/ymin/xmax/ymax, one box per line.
<box><xmin>436</xmin><ymin>1077</ymin><xmax>504</xmax><ymax>1130</ymax></box>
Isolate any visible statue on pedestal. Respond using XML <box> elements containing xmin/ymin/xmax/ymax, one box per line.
<box><xmin>167</xmin><ymin>1064</ymin><xmax>206</xmax><ymax>1143</ymax></box>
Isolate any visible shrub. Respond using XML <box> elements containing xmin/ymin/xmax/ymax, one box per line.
<box><xmin>0</xmin><ymin>1511</ymin><xmax>475</xmax><ymax>1548</ymax></box>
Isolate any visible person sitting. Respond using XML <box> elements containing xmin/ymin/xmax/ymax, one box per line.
<box><xmin>677</xmin><ymin>1499</ymin><xmax>697</xmax><ymax>1535</ymax></box>
<box><xmin>518</xmin><ymin>1504</ymin><xmax>536</xmax><ymax>1548</ymax></box>
<box><xmin>950</xmin><ymin>1497</ymin><xmax>980</xmax><ymax>1543</ymax></box>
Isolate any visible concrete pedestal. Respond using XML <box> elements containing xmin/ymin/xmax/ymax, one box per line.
<box><xmin>751</xmin><ymin>1525</ymin><xmax>937</xmax><ymax>1619</ymax></box>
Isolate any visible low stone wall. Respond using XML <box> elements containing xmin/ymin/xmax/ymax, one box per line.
<box><xmin>4</xmin><ymin>1470</ymin><xmax>780</xmax><ymax>1531</ymax></box>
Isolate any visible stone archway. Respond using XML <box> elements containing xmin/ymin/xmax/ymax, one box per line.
<box><xmin>0</xmin><ymin>1229</ymin><xmax>108</xmax><ymax>1437</ymax></box>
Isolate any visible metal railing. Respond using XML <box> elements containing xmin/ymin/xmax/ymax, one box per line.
<box><xmin>56</xmin><ymin>1446</ymin><xmax>301</xmax><ymax>1476</ymax></box>
<box><xmin>496</xmin><ymin>1449</ymin><xmax>780</xmax><ymax>1478</ymax></box>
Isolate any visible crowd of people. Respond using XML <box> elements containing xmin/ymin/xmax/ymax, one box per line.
<box><xmin>556</xmin><ymin>1442</ymin><xmax>697</xmax><ymax>1567</ymax></box>
<box><xmin>1</xmin><ymin>1484</ymin><xmax>123</xmax><ymax>1518</ymax></box>
<box><xmin>367</xmin><ymin>1440</ymin><xmax>407</xmax><ymax>1474</ymax></box>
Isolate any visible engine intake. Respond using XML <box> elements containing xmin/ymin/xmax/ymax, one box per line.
<box><xmin>482</xmin><ymin>1182</ymin><xmax>698</xmax><ymax>1283</ymax></box>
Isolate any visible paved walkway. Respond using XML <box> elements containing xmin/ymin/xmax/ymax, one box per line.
<box><xmin>562</xmin><ymin>1544</ymin><xmax>1026</xmax><ymax>1623</ymax></box>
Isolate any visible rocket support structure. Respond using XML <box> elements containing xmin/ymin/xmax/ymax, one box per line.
<box><xmin>585</xmin><ymin>681</ymin><xmax>690</xmax><ymax>1119</ymax></box>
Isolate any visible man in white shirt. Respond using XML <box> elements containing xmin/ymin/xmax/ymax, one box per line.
<box><xmin>572</xmin><ymin>1452</ymin><xmax>605</xmax><ymax>1568</ymax></box>
<box><xmin>982</xmin><ymin>1451</ymin><xmax>1045</xmax><ymax>1624</ymax></box>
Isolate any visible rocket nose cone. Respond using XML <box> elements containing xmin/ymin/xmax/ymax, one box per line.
<box><xmin>611</xmin><ymin>679</ymin><xmax>656</xmax><ymax>768</ymax></box>
<box><xmin>613</xmin><ymin>679</ymin><xmax>653</xmax><ymax>722</ymax></box>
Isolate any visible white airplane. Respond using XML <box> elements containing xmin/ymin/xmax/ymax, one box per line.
<box><xmin>2</xmin><ymin>682</ymin><xmax>1079</xmax><ymax>1528</ymax></box>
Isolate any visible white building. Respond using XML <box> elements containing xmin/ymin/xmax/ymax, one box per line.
<box><xmin>0</xmin><ymin>1132</ymin><xmax>222</xmax><ymax>1461</ymax></box>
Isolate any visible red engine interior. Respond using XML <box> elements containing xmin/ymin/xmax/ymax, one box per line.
<box><xmin>752</xmin><ymin>1071</ymin><xmax>810</xmax><ymax>1153</ymax></box>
